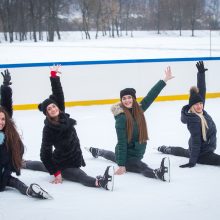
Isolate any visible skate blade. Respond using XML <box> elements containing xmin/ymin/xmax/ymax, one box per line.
<box><xmin>32</xmin><ymin>184</ymin><xmax>53</xmax><ymax>199</ymax></box>
<box><xmin>84</xmin><ymin>147</ymin><xmax>90</xmax><ymax>153</ymax></box>
<box><xmin>163</xmin><ymin>157</ymin><xmax>170</xmax><ymax>182</ymax></box>
<box><xmin>107</xmin><ymin>166</ymin><xmax>115</xmax><ymax>191</ymax></box>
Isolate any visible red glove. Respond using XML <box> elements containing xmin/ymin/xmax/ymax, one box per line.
<box><xmin>50</xmin><ymin>71</ymin><xmax>57</xmax><ymax>78</ymax></box>
<box><xmin>54</xmin><ymin>170</ymin><xmax>61</xmax><ymax>177</ymax></box>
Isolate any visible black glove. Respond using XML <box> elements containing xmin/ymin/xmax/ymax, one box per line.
<box><xmin>1</xmin><ymin>69</ymin><xmax>12</xmax><ymax>86</ymax></box>
<box><xmin>179</xmin><ymin>163</ymin><xmax>195</xmax><ymax>168</ymax></box>
<box><xmin>196</xmin><ymin>61</ymin><xmax>208</xmax><ymax>73</ymax></box>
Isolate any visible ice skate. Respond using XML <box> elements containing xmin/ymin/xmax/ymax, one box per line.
<box><xmin>97</xmin><ymin>166</ymin><xmax>115</xmax><ymax>191</ymax></box>
<box><xmin>155</xmin><ymin>157</ymin><xmax>170</xmax><ymax>182</ymax></box>
<box><xmin>27</xmin><ymin>183</ymin><xmax>53</xmax><ymax>199</ymax></box>
<box><xmin>84</xmin><ymin>147</ymin><xmax>100</xmax><ymax>158</ymax></box>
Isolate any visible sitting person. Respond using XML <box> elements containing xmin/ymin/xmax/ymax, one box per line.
<box><xmin>86</xmin><ymin>66</ymin><xmax>174</xmax><ymax>182</ymax></box>
<box><xmin>23</xmin><ymin>65</ymin><xmax>114</xmax><ymax>191</ymax></box>
<box><xmin>158</xmin><ymin>61</ymin><xmax>220</xmax><ymax>168</ymax></box>
<box><xmin>0</xmin><ymin>69</ymin><xmax>51</xmax><ymax>199</ymax></box>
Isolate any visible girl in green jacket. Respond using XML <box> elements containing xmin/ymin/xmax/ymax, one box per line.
<box><xmin>86</xmin><ymin>67</ymin><xmax>174</xmax><ymax>182</ymax></box>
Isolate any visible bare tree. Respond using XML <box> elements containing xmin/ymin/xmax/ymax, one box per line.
<box><xmin>77</xmin><ymin>0</ymin><xmax>91</xmax><ymax>39</ymax></box>
<box><xmin>207</xmin><ymin>0</ymin><xmax>220</xmax><ymax>29</ymax></box>
<box><xmin>177</xmin><ymin>0</ymin><xmax>183</xmax><ymax>36</ymax></box>
<box><xmin>0</xmin><ymin>0</ymin><xmax>9</xmax><ymax>41</ymax></box>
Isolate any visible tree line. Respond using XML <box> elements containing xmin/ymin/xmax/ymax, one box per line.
<box><xmin>0</xmin><ymin>0</ymin><xmax>219</xmax><ymax>42</ymax></box>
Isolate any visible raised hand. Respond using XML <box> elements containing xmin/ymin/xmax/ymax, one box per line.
<box><xmin>49</xmin><ymin>64</ymin><xmax>61</xmax><ymax>77</ymax></box>
<box><xmin>196</xmin><ymin>61</ymin><xmax>208</xmax><ymax>73</ymax></box>
<box><xmin>1</xmin><ymin>69</ymin><xmax>12</xmax><ymax>86</ymax></box>
<box><xmin>163</xmin><ymin>66</ymin><xmax>175</xmax><ymax>82</ymax></box>
<box><xmin>50</xmin><ymin>64</ymin><xmax>61</xmax><ymax>73</ymax></box>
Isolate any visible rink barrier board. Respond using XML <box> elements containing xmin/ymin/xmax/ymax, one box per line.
<box><xmin>1</xmin><ymin>56</ymin><xmax>220</xmax><ymax>69</ymax></box>
<box><xmin>1</xmin><ymin>56</ymin><xmax>220</xmax><ymax>111</ymax></box>
<box><xmin>13</xmin><ymin>92</ymin><xmax>220</xmax><ymax>111</ymax></box>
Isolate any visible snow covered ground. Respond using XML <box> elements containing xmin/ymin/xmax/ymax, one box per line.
<box><xmin>0</xmin><ymin>99</ymin><xmax>219</xmax><ymax>220</ymax></box>
<box><xmin>0</xmin><ymin>31</ymin><xmax>220</xmax><ymax>220</ymax></box>
<box><xmin>0</xmin><ymin>30</ymin><xmax>220</xmax><ymax>64</ymax></box>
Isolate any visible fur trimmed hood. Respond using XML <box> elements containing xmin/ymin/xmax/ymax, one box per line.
<box><xmin>111</xmin><ymin>102</ymin><xmax>124</xmax><ymax>116</ymax></box>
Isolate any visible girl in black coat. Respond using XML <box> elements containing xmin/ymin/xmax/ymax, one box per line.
<box><xmin>158</xmin><ymin>61</ymin><xmax>220</xmax><ymax>167</ymax></box>
<box><xmin>0</xmin><ymin>69</ymin><xmax>51</xmax><ymax>199</ymax></box>
<box><xmin>23</xmin><ymin>65</ymin><xmax>114</xmax><ymax>190</ymax></box>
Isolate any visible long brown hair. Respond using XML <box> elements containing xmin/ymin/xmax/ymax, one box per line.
<box><xmin>0</xmin><ymin>107</ymin><xmax>23</xmax><ymax>170</ymax></box>
<box><xmin>122</xmin><ymin>99</ymin><xmax>148</xmax><ymax>143</ymax></box>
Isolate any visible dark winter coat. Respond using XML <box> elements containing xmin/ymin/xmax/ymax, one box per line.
<box><xmin>181</xmin><ymin>71</ymin><xmax>217</xmax><ymax>165</ymax></box>
<box><xmin>111</xmin><ymin>80</ymin><xmax>166</xmax><ymax>166</ymax></box>
<box><xmin>0</xmin><ymin>85</ymin><xmax>23</xmax><ymax>191</ymax></box>
<box><xmin>40</xmin><ymin>77</ymin><xmax>85</xmax><ymax>175</ymax></box>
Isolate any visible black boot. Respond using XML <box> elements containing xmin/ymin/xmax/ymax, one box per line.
<box><xmin>154</xmin><ymin>157</ymin><xmax>170</xmax><ymax>182</ymax></box>
<box><xmin>85</xmin><ymin>147</ymin><xmax>100</xmax><ymax>158</ymax></box>
<box><xmin>26</xmin><ymin>183</ymin><xmax>53</xmax><ymax>199</ymax></box>
<box><xmin>97</xmin><ymin>166</ymin><xmax>114</xmax><ymax>191</ymax></box>
<box><xmin>158</xmin><ymin>145</ymin><xmax>172</xmax><ymax>154</ymax></box>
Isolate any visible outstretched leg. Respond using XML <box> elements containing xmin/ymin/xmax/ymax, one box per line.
<box><xmin>126</xmin><ymin>159</ymin><xmax>156</xmax><ymax>178</ymax></box>
<box><xmin>62</xmin><ymin>166</ymin><xmax>114</xmax><ymax>190</ymax></box>
<box><xmin>7</xmin><ymin>176</ymin><xmax>52</xmax><ymax>199</ymax></box>
<box><xmin>85</xmin><ymin>147</ymin><xmax>116</xmax><ymax>162</ymax></box>
<box><xmin>126</xmin><ymin>158</ymin><xmax>170</xmax><ymax>182</ymax></box>
<box><xmin>61</xmin><ymin>168</ymin><xmax>97</xmax><ymax>187</ymax></box>
<box><xmin>158</xmin><ymin>146</ymin><xmax>189</xmax><ymax>158</ymax></box>
<box><xmin>22</xmin><ymin>160</ymin><xmax>48</xmax><ymax>172</ymax></box>
<box><xmin>7</xmin><ymin>176</ymin><xmax>28</xmax><ymax>195</ymax></box>
<box><xmin>198</xmin><ymin>152</ymin><xmax>220</xmax><ymax>166</ymax></box>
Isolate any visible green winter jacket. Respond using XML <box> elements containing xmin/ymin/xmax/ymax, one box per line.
<box><xmin>111</xmin><ymin>80</ymin><xmax>166</xmax><ymax>166</ymax></box>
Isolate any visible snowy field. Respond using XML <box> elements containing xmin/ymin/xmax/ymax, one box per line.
<box><xmin>0</xmin><ymin>99</ymin><xmax>220</xmax><ymax>220</ymax></box>
<box><xmin>0</xmin><ymin>31</ymin><xmax>220</xmax><ymax>220</ymax></box>
<box><xmin>0</xmin><ymin>30</ymin><xmax>220</xmax><ymax>64</ymax></box>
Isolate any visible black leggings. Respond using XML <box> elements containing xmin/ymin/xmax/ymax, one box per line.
<box><xmin>98</xmin><ymin>149</ymin><xmax>156</xmax><ymax>178</ymax></box>
<box><xmin>7</xmin><ymin>176</ymin><xmax>28</xmax><ymax>195</ymax></box>
<box><xmin>25</xmin><ymin>161</ymin><xmax>96</xmax><ymax>187</ymax></box>
<box><xmin>164</xmin><ymin>146</ymin><xmax>220</xmax><ymax>166</ymax></box>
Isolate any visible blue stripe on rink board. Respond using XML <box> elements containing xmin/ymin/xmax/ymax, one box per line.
<box><xmin>1</xmin><ymin>57</ymin><xmax>220</xmax><ymax>69</ymax></box>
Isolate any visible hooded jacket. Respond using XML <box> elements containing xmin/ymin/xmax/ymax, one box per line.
<box><xmin>181</xmin><ymin>71</ymin><xmax>217</xmax><ymax>164</ymax></box>
<box><xmin>40</xmin><ymin>76</ymin><xmax>85</xmax><ymax>175</ymax></box>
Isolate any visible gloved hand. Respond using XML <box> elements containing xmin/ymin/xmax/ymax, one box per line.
<box><xmin>1</xmin><ymin>69</ymin><xmax>12</xmax><ymax>86</ymax></box>
<box><xmin>179</xmin><ymin>163</ymin><xmax>195</xmax><ymax>168</ymax></box>
<box><xmin>196</xmin><ymin>61</ymin><xmax>208</xmax><ymax>73</ymax></box>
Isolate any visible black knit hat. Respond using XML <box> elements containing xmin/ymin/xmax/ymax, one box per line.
<box><xmin>189</xmin><ymin>86</ymin><xmax>204</xmax><ymax>108</ymax></box>
<box><xmin>120</xmin><ymin>88</ymin><xmax>136</xmax><ymax>100</ymax></box>
<box><xmin>38</xmin><ymin>95</ymin><xmax>58</xmax><ymax>115</ymax></box>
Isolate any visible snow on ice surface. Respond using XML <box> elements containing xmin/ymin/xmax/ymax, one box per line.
<box><xmin>0</xmin><ymin>31</ymin><xmax>220</xmax><ymax>220</ymax></box>
<box><xmin>0</xmin><ymin>99</ymin><xmax>220</xmax><ymax>220</ymax></box>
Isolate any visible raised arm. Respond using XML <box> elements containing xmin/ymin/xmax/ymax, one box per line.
<box><xmin>196</xmin><ymin>61</ymin><xmax>207</xmax><ymax>104</ymax></box>
<box><xmin>1</xmin><ymin>69</ymin><xmax>13</xmax><ymax>118</ymax></box>
<box><xmin>49</xmin><ymin>65</ymin><xmax>65</xmax><ymax>112</ymax></box>
<box><xmin>140</xmin><ymin>66</ymin><xmax>174</xmax><ymax>111</ymax></box>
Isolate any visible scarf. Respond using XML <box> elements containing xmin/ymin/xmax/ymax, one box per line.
<box><xmin>190</xmin><ymin>107</ymin><xmax>209</xmax><ymax>141</ymax></box>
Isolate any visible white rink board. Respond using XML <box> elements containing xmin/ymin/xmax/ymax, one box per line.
<box><xmin>2</xmin><ymin>59</ymin><xmax>220</xmax><ymax>105</ymax></box>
